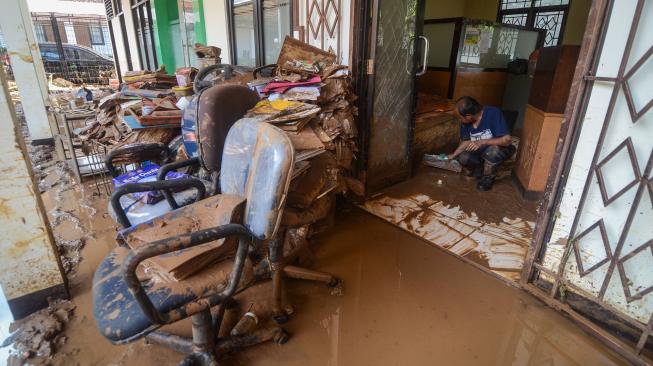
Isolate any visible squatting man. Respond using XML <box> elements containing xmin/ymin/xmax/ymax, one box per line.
<box><xmin>447</xmin><ymin>96</ymin><xmax>516</xmax><ymax>191</ymax></box>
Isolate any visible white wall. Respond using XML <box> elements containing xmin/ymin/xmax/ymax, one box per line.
<box><xmin>26</xmin><ymin>0</ymin><xmax>106</xmax><ymax>16</ymax></box>
<box><xmin>203</xmin><ymin>0</ymin><xmax>231</xmax><ymax>63</ymax></box>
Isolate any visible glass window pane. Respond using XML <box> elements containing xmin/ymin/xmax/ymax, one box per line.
<box><xmin>534</xmin><ymin>0</ymin><xmax>569</xmax><ymax>6</ymax></box>
<box><xmin>534</xmin><ymin>10</ymin><xmax>565</xmax><ymax>46</ymax></box>
<box><xmin>181</xmin><ymin>0</ymin><xmax>198</xmax><ymax>67</ymax></box>
<box><xmin>501</xmin><ymin>13</ymin><xmax>528</xmax><ymax>26</ymax></box>
<box><xmin>262</xmin><ymin>0</ymin><xmax>290</xmax><ymax>65</ymax></box>
<box><xmin>233</xmin><ymin>1</ymin><xmax>256</xmax><ymax>66</ymax></box>
<box><xmin>500</xmin><ymin>0</ymin><xmax>532</xmax><ymax>10</ymax></box>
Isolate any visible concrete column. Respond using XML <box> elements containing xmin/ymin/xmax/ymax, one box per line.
<box><xmin>0</xmin><ymin>0</ymin><xmax>52</xmax><ymax>143</ymax></box>
<box><xmin>0</xmin><ymin>65</ymin><xmax>67</xmax><ymax>319</ymax></box>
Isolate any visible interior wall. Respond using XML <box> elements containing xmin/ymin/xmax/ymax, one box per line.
<box><xmin>463</xmin><ymin>0</ymin><xmax>499</xmax><ymax>21</ymax></box>
<box><xmin>563</xmin><ymin>0</ymin><xmax>591</xmax><ymax>45</ymax></box>
<box><xmin>203</xmin><ymin>0</ymin><xmax>230</xmax><ymax>63</ymax></box>
<box><xmin>424</xmin><ymin>0</ymin><xmax>466</xmax><ymax>19</ymax></box>
<box><xmin>423</xmin><ymin>0</ymin><xmax>590</xmax><ymax>45</ymax></box>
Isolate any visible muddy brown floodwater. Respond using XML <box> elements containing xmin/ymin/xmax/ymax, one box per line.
<box><xmin>25</xmin><ymin>174</ymin><xmax>627</xmax><ymax>365</ymax></box>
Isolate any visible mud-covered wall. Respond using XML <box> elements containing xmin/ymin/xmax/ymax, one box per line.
<box><xmin>0</xmin><ymin>69</ymin><xmax>65</xmax><ymax>306</ymax></box>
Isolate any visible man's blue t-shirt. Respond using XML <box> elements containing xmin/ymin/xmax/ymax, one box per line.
<box><xmin>460</xmin><ymin>106</ymin><xmax>509</xmax><ymax>141</ymax></box>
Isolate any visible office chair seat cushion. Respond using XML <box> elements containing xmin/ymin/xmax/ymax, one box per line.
<box><xmin>93</xmin><ymin>246</ymin><xmax>254</xmax><ymax>344</ymax></box>
<box><xmin>94</xmin><ymin>194</ymin><xmax>248</xmax><ymax>344</ymax></box>
<box><xmin>108</xmin><ymin>179</ymin><xmax>212</xmax><ymax>227</ymax></box>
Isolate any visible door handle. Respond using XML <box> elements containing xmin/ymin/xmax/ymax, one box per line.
<box><xmin>416</xmin><ymin>35</ymin><xmax>429</xmax><ymax>76</ymax></box>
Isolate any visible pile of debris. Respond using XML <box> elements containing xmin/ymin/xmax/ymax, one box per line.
<box><xmin>76</xmin><ymin>92</ymin><xmax>130</xmax><ymax>145</ymax></box>
<box><xmin>123</xmin><ymin>67</ymin><xmax>177</xmax><ymax>90</ymax></box>
<box><xmin>72</xmin><ymin>90</ymin><xmax>179</xmax><ymax>165</ymax></box>
<box><xmin>245</xmin><ymin>37</ymin><xmax>362</xmax><ymax>229</ymax></box>
<box><xmin>2</xmin><ymin>300</ymin><xmax>75</xmax><ymax>365</ymax></box>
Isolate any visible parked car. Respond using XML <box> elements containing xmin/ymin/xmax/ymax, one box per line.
<box><xmin>39</xmin><ymin>43</ymin><xmax>115</xmax><ymax>85</ymax></box>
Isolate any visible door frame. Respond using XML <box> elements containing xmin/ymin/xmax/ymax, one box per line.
<box><xmin>354</xmin><ymin>0</ymin><xmax>427</xmax><ymax>194</ymax></box>
<box><xmin>520</xmin><ymin>0</ymin><xmax>652</xmax><ymax>364</ymax></box>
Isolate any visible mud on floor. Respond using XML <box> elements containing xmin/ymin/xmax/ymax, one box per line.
<box><xmin>361</xmin><ymin>166</ymin><xmax>539</xmax><ymax>283</ymax></box>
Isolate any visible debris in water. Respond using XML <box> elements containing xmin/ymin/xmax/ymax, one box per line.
<box><xmin>2</xmin><ymin>300</ymin><xmax>75</xmax><ymax>365</ymax></box>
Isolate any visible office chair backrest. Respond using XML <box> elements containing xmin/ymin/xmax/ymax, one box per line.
<box><xmin>183</xmin><ymin>83</ymin><xmax>259</xmax><ymax>171</ymax></box>
<box><xmin>220</xmin><ymin>117</ymin><xmax>294</xmax><ymax>240</ymax></box>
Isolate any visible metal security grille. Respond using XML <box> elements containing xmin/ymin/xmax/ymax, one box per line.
<box><xmin>3</xmin><ymin>12</ymin><xmax>117</xmax><ymax>85</ymax></box>
<box><xmin>524</xmin><ymin>0</ymin><xmax>653</xmax><ymax>363</ymax></box>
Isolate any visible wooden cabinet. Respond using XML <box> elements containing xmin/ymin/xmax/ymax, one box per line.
<box><xmin>514</xmin><ymin>45</ymin><xmax>580</xmax><ymax>199</ymax></box>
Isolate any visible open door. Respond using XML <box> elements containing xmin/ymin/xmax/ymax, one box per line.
<box><xmin>362</xmin><ymin>0</ymin><xmax>426</xmax><ymax>193</ymax></box>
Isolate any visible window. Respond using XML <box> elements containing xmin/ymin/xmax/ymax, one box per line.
<box><xmin>89</xmin><ymin>24</ymin><xmax>105</xmax><ymax>45</ymax></box>
<box><xmin>497</xmin><ymin>0</ymin><xmax>569</xmax><ymax>47</ymax></box>
<box><xmin>64</xmin><ymin>22</ymin><xmax>77</xmax><ymax>44</ymax></box>
<box><xmin>131</xmin><ymin>0</ymin><xmax>157</xmax><ymax>70</ymax></box>
<box><xmin>228</xmin><ymin>0</ymin><xmax>291</xmax><ymax>66</ymax></box>
<box><xmin>35</xmin><ymin>23</ymin><xmax>49</xmax><ymax>43</ymax></box>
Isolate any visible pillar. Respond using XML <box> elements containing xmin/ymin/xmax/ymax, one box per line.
<box><xmin>0</xmin><ymin>0</ymin><xmax>52</xmax><ymax>144</ymax></box>
<box><xmin>0</xmin><ymin>64</ymin><xmax>67</xmax><ymax>319</ymax></box>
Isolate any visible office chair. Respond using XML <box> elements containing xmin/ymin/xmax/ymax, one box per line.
<box><xmin>93</xmin><ymin>117</ymin><xmax>294</xmax><ymax>365</ymax></box>
<box><xmin>106</xmin><ymin>83</ymin><xmax>260</xmax><ymax>228</ymax></box>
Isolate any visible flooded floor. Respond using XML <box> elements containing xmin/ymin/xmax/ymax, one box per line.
<box><xmin>2</xmin><ymin>162</ymin><xmax>626</xmax><ymax>365</ymax></box>
<box><xmin>362</xmin><ymin>166</ymin><xmax>539</xmax><ymax>283</ymax></box>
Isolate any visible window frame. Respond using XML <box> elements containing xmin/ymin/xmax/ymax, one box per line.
<box><xmin>35</xmin><ymin>23</ymin><xmax>49</xmax><ymax>43</ymax></box>
<box><xmin>496</xmin><ymin>0</ymin><xmax>571</xmax><ymax>47</ymax></box>
<box><xmin>226</xmin><ymin>0</ymin><xmax>293</xmax><ymax>67</ymax></box>
<box><xmin>130</xmin><ymin>0</ymin><xmax>158</xmax><ymax>70</ymax></box>
<box><xmin>89</xmin><ymin>24</ymin><xmax>106</xmax><ymax>45</ymax></box>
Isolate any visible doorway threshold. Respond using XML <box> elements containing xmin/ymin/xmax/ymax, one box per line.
<box><xmin>360</xmin><ymin>166</ymin><xmax>538</xmax><ymax>285</ymax></box>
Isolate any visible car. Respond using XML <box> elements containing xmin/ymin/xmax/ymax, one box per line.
<box><xmin>39</xmin><ymin>43</ymin><xmax>115</xmax><ymax>85</ymax></box>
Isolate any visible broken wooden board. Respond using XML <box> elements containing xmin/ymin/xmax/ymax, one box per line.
<box><xmin>121</xmin><ymin>194</ymin><xmax>245</xmax><ymax>281</ymax></box>
<box><xmin>276</xmin><ymin>36</ymin><xmax>336</xmax><ymax>73</ymax></box>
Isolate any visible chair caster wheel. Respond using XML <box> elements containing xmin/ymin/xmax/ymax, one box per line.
<box><xmin>274</xmin><ymin>329</ymin><xmax>290</xmax><ymax>345</ymax></box>
<box><xmin>273</xmin><ymin>313</ymin><xmax>288</xmax><ymax>325</ymax></box>
<box><xmin>328</xmin><ymin>278</ymin><xmax>341</xmax><ymax>288</ymax></box>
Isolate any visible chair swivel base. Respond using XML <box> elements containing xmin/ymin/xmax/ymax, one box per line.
<box><xmin>145</xmin><ymin>308</ymin><xmax>289</xmax><ymax>366</ymax></box>
<box><xmin>271</xmin><ymin>264</ymin><xmax>342</xmax><ymax>325</ymax></box>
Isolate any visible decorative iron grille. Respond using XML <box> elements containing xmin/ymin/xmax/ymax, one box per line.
<box><xmin>498</xmin><ymin>0</ymin><xmax>569</xmax><ymax>47</ymax></box>
<box><xmin>305</xmin><ymin>0</ymin><xmax>341</xmax><ymax>56</ymax></box>
<box><xmin>525</xmin><ymin>0</ymin><xmax>653</xmax><ymax>362</ymax></box>
<box><xmin>534</xmin><ymin>10</ymin><xmax>565</xmax><ymax>46</ymax></box>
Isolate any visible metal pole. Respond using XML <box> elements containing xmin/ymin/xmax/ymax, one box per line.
<box><xmin>50</xmin><ymin>12</ymin><xmax>70</xmax><ymax>81</ymax></box>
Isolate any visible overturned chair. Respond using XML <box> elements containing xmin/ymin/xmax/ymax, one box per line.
<box><xmin>93</xmin><ymin>118</ymin><xmax>294</xmax><ymax>365</ymax></box>
<box><xmin>106</xmin><ymin>83</ymin><xmax>260</xmax><ymax>228</ymax></box>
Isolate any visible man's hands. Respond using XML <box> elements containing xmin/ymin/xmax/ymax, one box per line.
<box><xmin>465</xmin><ymin>140</ymin><xmax>484</xmax><ymax>151</ymax></box>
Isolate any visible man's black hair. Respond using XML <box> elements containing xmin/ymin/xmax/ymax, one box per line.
<box><xmin>455</xmin><ymin>96</ymin><xmax>483</xmax><ymax>116</ymax></box>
